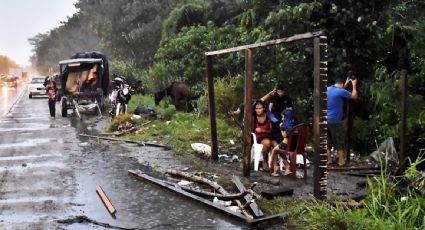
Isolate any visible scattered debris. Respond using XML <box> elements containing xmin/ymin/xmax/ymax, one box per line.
<box><xmin>117</xmin><ymin>121</ymin><xmax>137</xmax><ymax>133</ymax></box>
<box><xmin>327</xmin><ymin>165</ymin><xmax>380</xmax><ymax>171</ymax></box>
<box><xmin>128</xmin><ymin>169</ymin><xmax>247</xmax><ymax>221</ymax></box>
<box><xmin>370</xmin><ymin>137</ymin><xmax>398</xmax><ymax>165</ymax></box>
<box><xmin>191</xmin><ymin>143</ymin><xmax>211</xmax><ymax>158</ymax></box>
<box><xmin>231</xmin><ymin>175</ymin><xmax>263</xmax><ymax>218</ymax></box>
<box><xmin>96</xmin><ymin>185</ymin><xmax>116</xmax><ymax>215</ymax></box>
<box><xmin>133</xmin><ymin>105</ymin><xmax>157</xmax><ymax>118</ymax></box>
<box><xmin>177</xmin><ymin>180</ymin><xmax>193</xmax><ymax>186</ymax></box>
<box><xmin>79</xmin><ymin>133</ymin><xmax>169</xmax><ymax>149</ymax></box>
<box><xmin>79</xmin><ymin>142</ymin><xmax>89</xmax><ymax>147</ymax></box>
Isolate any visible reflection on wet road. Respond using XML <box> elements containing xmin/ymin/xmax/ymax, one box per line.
<box><xmin>0</xmin><ymin>84</ymin><xmax>246</xmax><ymax>229</ymax></box>
<box><xmin>0</xmin><ymin>81</ymin><xmax>25</xmax><ymax>116</ymax></box>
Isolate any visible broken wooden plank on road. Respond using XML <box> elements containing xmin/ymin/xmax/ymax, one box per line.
<box><xmin>96</xmin><ymin>185</ymin><xmax>116</xmax><ymax>215</ymax></box>
<box><xmin>128</xmin><ymin>169</ymin><xmax>247</xmax><ymax>221</ymax></box>
<box><xmin>231</xmin><ymin>175</ymin><xmax>264</xmax><ymax>218</ymax></box>
<box><xmin>248</xmin><ymin>214</ymin><xmax>285</xmax><ymax>226</ymax></box>
<box><xmin>327</xmin><ymin>165</ymin><xmax>380</xmax><ymax>171</ymax></box>
<box><xmin>179</xmin><ymin>186</ymin><xmax>251</xmax><ymax>200</ymax></box>
<box><xmin>342</xmin><ymin>171</ymin><xmax>382</xmax><ymax>177</ymax></box>
<box><xmin>79</xmin><ymin>133</ymin><xmax>170</xmax><ymax>149</ymax></box>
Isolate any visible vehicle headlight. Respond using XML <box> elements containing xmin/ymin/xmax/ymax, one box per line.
<box><xmin>29</xmin><ymin>87</ymin><xmax>36</xmax><ymax>91</ymax></box>
<box><xmin>123</xmin><ymin>88</ymin><xmax>129</xmax><ymax>95</ymax></box>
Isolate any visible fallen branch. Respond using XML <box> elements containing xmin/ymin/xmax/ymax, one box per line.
<box><xmin>166</xmin><ymin>169</ymin><xmax>227</xmax><ymax>195</ymax></box>
<box><xmin>79</xmin><ymin>133</ymin><xmax>169</xmax><ymax>149</ymax></box>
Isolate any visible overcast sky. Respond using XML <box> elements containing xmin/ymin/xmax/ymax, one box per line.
<box><xmin>0</xmin><ymin>0</ymin><xmax>78</xmax><ymax>66</ymax></box>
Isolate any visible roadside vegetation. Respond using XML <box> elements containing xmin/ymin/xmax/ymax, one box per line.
<box><xmin>260</xmin><ymin>155</ymin><xmax>425</xmax><ymax>230</ymax></box>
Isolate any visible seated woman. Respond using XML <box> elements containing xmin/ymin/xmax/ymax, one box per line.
<box><xmin>270</xmin><ymin>108</ymin><xmax>299</xmax><ymax>176</ymax></box>
<box><xmin>252</xmin><ymin>100</ymin><xmax>278</xmax><ymax>171</ymax></box>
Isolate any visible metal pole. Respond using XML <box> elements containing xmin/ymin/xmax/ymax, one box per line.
<box><xmin>206</xmin><ymin>56</ymin><xmax>218</xmax><ymax>161</ymax></box>
<box><xmin>399</xmin><ymin>69</ymin><xmax>407</xmax><ymax>172</ymax></box>
<box><xmin>242</xmin><ymin>49</ymin><xmax>254</xmax><ymax>176</ymax></box>
<box><xmin>313</xmin><ymin>36</ymin><xmax>328</xmax><ymax>200</ymax></box>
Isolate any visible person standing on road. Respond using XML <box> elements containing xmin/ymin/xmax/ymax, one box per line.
<box><xmin>327</xmin><ymin>76</ymin><xmax>358</xmax><ymax>167</ymax></box>
<box><xmin>46</xmin><ymin>79</ymin><xmax>57</xmax><ymax>118</ymax></box>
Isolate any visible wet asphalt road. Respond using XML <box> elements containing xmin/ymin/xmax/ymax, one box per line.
<box><xmin>0</xmin><ymin>86</ymin><xmax>246</xmax><ymax>229</ymax></box>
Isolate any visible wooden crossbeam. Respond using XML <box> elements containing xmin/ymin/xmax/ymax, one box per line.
<box><xmin>206</xmin><ymin>31</ymin><xmax>323</xmax><ymax>56</ymax></box>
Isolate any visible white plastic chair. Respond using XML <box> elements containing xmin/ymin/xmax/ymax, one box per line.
<box><xmin>251</xmin><ymin>133</ymin><xmax>264</xmax><ymax>171</ymax></box>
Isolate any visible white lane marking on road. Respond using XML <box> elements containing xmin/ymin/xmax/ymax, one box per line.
<box><xmin>0</xmin><ymin>138</ymin><xmax>51</xmax><ymax>149</ymax></box>
<box><xmin>0</xmin><ymin>124</ymin><xmax>50</xmax><ymax>132</ymax></box>
<box><xmin>0</xmin><ymin>153</ymin><xmax>63</xmax><ymax>161</ymax></box>
<box><xmin>0</xmin><ymin>162</ymin><xmax>66</xmax><ymax>171</ymax></box>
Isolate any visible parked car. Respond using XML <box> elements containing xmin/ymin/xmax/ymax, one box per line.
<box><xmin>1</xmin><ymin>75</ymin><xmax>18</xmax><ymax>87</ymax></box>
<box><xmin>28</xmin><ymin>76</ymin><xmax>47</xmax><ymax>98</ymax></box>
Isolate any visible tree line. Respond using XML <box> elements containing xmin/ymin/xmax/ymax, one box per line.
<box><xmin>29</xmin><ymin>0</ymin><xmax>425</xmax><ymax>158</ymax></box>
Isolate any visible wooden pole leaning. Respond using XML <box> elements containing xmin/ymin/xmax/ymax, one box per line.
<box><xmin>242</xmin><ymin>48</ymin><xmax>254</xmax><ymax>177</ymax></box>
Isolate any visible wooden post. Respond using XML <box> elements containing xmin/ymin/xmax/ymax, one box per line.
<box><xmin>313</xmin><ymin>36</ymin><xmax>328</xmax><ymax>200</ymax></box>
<box><xmin>345</xmin><ymin>100</ymin><xmax>353</xmax><ymax>164</ymax></box>
<box><xmin>242</xmin><ymin>49</ymin><xmax>254</xmax><ymax>177</ymax></box>
<box><xmin>399</xmin><ymin>69</ymin><xmax>407</xmax><ymax>172</ymax></box>
<box><xmin>206</xmin><ymin>55</ymin><xmax>218</xmax><ymax>161</ymax></box>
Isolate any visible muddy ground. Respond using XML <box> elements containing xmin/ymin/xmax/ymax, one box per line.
<box><xmin>85</xmin><ymin>115</ymin><xmax>371</xmax><ymax>227</ymax></box>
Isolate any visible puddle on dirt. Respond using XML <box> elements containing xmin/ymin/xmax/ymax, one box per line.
<box><xmin>0</xmin><ymin>138</ymin><xmax>51</xmax><ymax>149</ymax></box>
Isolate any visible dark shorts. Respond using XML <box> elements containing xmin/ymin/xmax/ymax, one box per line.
<box><xmin>257</xmin><ymin>137</ymin><xmax>275</xmax><ymax>144</ymax></box>
<box><xmin>278</xmin><ymin>142</ymin><xmax>287</xmax><ymax>150</ymax></box>
<box><xmin>327</xmin><ymin>122</ymin><xmax>345</xmax><ymax>151</ymax></box>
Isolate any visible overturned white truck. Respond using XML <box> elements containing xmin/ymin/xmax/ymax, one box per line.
<box><xmin>59</xmin><ymin>51</ymin><xmax>109</xmax><ymax>118</ymax></box>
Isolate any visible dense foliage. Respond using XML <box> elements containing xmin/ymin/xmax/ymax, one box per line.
<box><xmin>29</xmin><ymin>0</ymin><xmax>425</xmax><ymax>159</ymax></box>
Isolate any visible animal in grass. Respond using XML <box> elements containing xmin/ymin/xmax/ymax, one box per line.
<box><xmin>153</xmin><ymin>82</ymin><xmax>193</xmax><ymax>110</ymax></box>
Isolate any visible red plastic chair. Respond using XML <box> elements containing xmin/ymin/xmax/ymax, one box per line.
<box><xmin>269</xmin><ymin>123</ymin><xmax>310</xmax><ymax>180</ymax></box>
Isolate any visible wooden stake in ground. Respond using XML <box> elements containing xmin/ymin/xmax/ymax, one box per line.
<box><xmin>96</xmin><ymin>185</ymin><xmax>116</xmax><ymax>215</ymax></box>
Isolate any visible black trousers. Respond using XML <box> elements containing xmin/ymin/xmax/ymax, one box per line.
<box><xmin>48</xmin><ymin>99</ymin><xmax>56</xmax><ymax>117</ymax></box>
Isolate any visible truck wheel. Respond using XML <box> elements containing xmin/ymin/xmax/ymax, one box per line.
<box><xmin>61</xmin><ymin>98</ymin><xmax>68</xmax><ymax>117</ymax></box>
<box><xmin>29</xmin><ymin>93</ymin><xmax>32</xmax><ymax>99</ymax></box>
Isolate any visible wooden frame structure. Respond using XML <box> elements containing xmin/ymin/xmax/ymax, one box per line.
<box><xmin>205</xmin><ymin>31</ymin><xmax>328</xmax><ymax>199</ymax></box>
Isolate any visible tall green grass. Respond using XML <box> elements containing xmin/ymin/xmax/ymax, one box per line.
<box><xmin>259</xmin><ymin>155</ymin><xmax>425</xmax><ymax>230</ymax></box>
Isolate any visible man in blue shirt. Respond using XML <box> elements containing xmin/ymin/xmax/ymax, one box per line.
<box><xmin>327</xmin><ymin>77</ymin><xmax>358</xmax><ymax>166</ymax></box>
